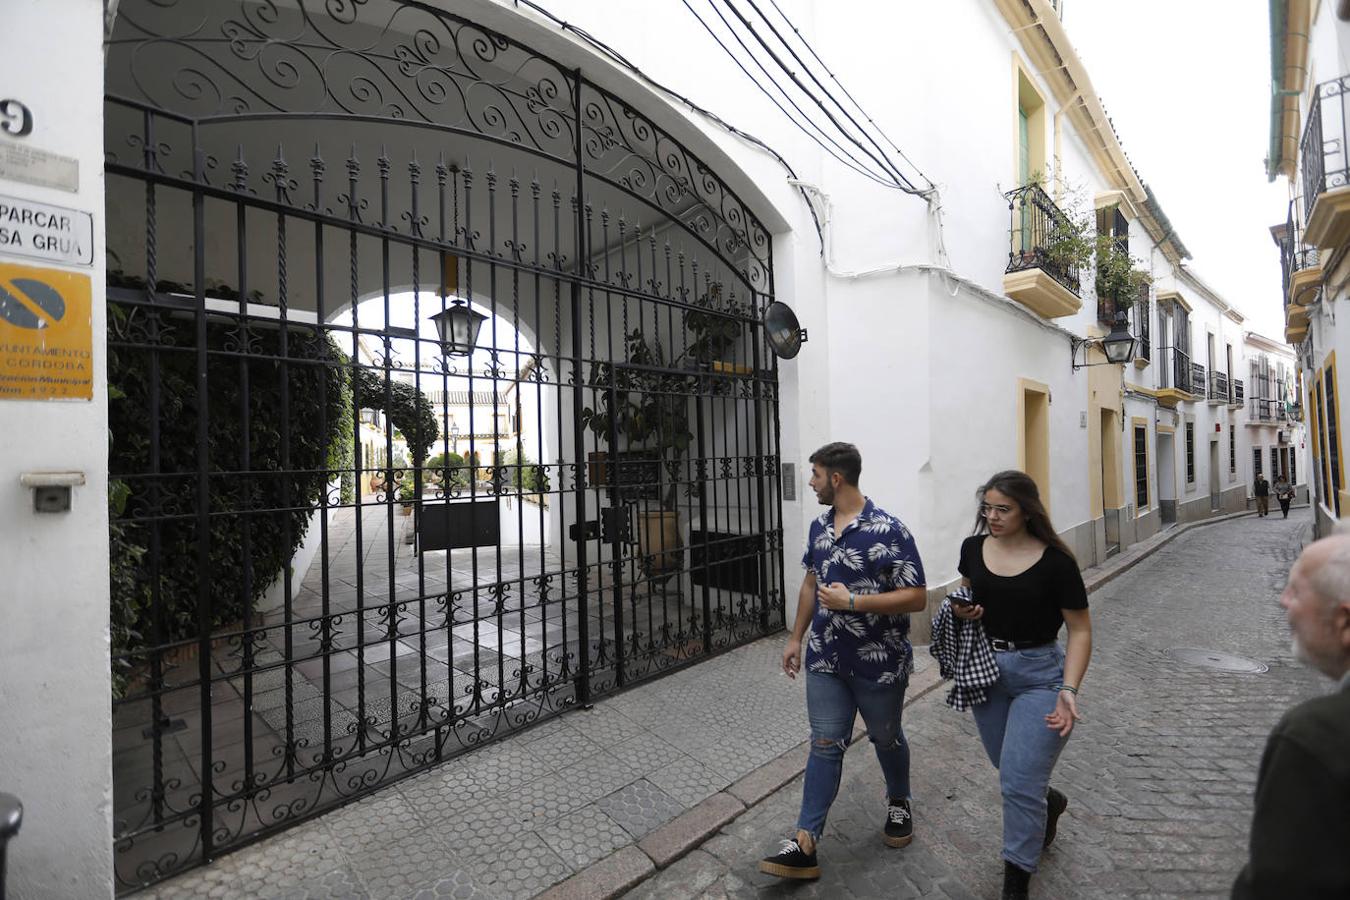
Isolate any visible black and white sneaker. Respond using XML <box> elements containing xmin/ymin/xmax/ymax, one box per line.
<box><xmin>883</xmin><ymin>797</ymin><xmax>913</xmax><ymax>847</ymax></box>
<box><xmin>758</xmin><ymin>837</ymin><xmax>820</xmax><ymax>880</ymax></box>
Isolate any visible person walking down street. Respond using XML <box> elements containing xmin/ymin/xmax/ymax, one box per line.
<box><xmin>951</xmin><ymin>471</ymin><xmax>1092</xmax><ymax>900</ymax></box>
<box><xmin>1273</xmin><ymin>474</ymin><xmax>1294</xmax><ymax>519</ymax></box>
<box><xmin>1254</xmin><ymin>473</ymin><xmax>1270</xmax><ymax>517</ymax></box>
<box><xmin>1232</xmin><ymin>535</ymin><xmax>1350</xmax><ymax>898</ymax></box>
<box><xmin>759</xmin><ymin>442</ymin><xmax>928</xmax><ymax>881</ymax></box>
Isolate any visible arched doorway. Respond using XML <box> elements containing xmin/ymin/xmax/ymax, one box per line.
<box><xmin>104</xmin><ymin>0</ymin><xmax>784</xmax><ymax>891</ymax></box>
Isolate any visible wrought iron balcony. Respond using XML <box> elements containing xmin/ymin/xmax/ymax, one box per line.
<box><xmin>1233</xmin><ymin>379</ymin><xmax>1244</xmax><ymax>405</ymax></box>
<box><xmin>1159</xmin><ymin>347</ymin><xmax>1193</xmax><ymax>394</ymax></box>
<box><xmin>1134</xmin><ymin>298</ymin><xmax>1150</xmax><ymax>363</ymax></box>
<box><xmin>1301</xmin><ymin>74</ymin><xmax>1350</xmax><ymax>247</ymax></box>
<box><xmin>1280</xmin><ymin>201</ymin><xmax>1322</xmax><ymax>308</ymax></box>
<box><xmin>1003</xmin><ymin>184</ymin><xmax>1082</xmax><ymax>318</ymax></box>
<box><xmin>1209</xmin><ymin>370</ymin><xmax>1229</xmax><ymax>402</ymax></box>
<box><xmin>1191</xmin><ymin>362</ymin><xmax>1206</xmax><ymax>397</ymax></box>
<box><xmin>1251</xmin><ymin>398</ymin><xmax>1280</xmax><ymax>422</ymax></box>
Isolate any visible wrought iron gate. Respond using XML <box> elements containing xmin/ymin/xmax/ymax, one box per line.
<box><xmin>104</xmin><ymin>1</ymin><xmax>784</xmax><ymax>892</ymax></box>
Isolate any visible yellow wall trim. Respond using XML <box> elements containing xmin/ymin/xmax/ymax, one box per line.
<box><xmin>1018</xmin><ymin>378</ymin><xmax>1052</xmax><ymax>515</ymax></box>
<box><xmin>1131</xmin><ymin>416</ymin><xmax>1150</xmax><ymax>515</ymax></box>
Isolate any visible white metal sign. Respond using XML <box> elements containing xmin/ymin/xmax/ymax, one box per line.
<box><xmin>0</xmin><ymin>194</ymin><xmax>94</xmax><ymax>267</ymax></box>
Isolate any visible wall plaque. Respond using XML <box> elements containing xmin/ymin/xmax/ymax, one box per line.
<box><xmin>0</xmin><ymin>143</ymin><xmax>78</xmax><ymax>192</ymax></box>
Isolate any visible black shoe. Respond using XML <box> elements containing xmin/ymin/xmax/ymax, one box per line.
<box><xmin>883</xmin><ymin>797</ymin><xmax>913</xmax><ymax>847</ymax></box>
<box><xmin>1002</xmin><ymin>861</ymin><xmax>1031</xmax><ymax>900</ymax></box>
<box><xmin>1044</xmin><ymin>787</ymin><xmax>1068</xmax><ymax>848</ymax></box>
<box><xmin>758</xmin><ymin>837</ymin><xmax>820</xmax><ymax>880</ymax></box>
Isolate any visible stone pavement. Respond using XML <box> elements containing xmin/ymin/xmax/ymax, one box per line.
<box><xmin>136</xmin><ymin>508</ymin><xmax>1326</xmax><ymax>899</ymax></box>
<box><xmin>623</xmin><ymin>510</ymin><xmax>1328</xmax><ymax>900</ymax></box>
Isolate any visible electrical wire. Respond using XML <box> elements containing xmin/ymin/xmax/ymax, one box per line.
<box><xmin>727</xmin><ymin>0</ymin><xmax>920</xmax><ymax>191</ymax></box>
<box><xmin>683</xmin><ymin>0</ymin><xmax>898</xmax><ymax>186</ymax></box>
<box><xmin>762</xmin><ymin>0</ymin><xmax>934</xmax><ymax>191</ymax></box>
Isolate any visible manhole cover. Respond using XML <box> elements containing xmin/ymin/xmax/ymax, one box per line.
<box><xmin>1165</xmin><ymin>648</ymin><xmax>1268</xmax><ymax>674</ymax></box>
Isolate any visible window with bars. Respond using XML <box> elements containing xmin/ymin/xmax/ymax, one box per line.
<box><xmin>1253</xmin><ymin>446</ymin><xmax>1263</xmax><ymax>479</ymax></box>
<box><xmin>1185</xmin><ymin>421</ymin><xmax>1195</xmax><ymax>484</ymax></box>
<box><xmin>1229</xmin><ymin>427</ymin><xmax>1236</xmax><ymax>475</ymax></box>
<box><xmin>1291</xmin><ymin>454</ymin><xmax>1297</xmax><ymax>486</ymax></box>
<box><xmin>1134</xmin><ymin>424</ymin><xmax>1148</xmax><ymax>509</ymax></box>
<box><xmin>1272</xmin><ymin>447</ymin><xmax>1281</xmax><ymax>480</ymax></box>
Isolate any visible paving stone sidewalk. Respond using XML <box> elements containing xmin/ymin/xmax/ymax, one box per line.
<box><xmin>139</xmin><ymin>624</ymin><xmax>933</xmax><ymax>898</ymax></box>
<box><xmin>622</xmin><ymin>510</ymin><xmax>1328</xmax><ymax>900</ymax></box>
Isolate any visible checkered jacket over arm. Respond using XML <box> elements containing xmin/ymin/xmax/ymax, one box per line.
<box><xmin>929</xmin><ymin>586</ymin><xmax>999</xmax><ymax>711</ymax></box>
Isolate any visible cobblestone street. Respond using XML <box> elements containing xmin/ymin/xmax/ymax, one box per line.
<box><xmin>624</xmin><ymin>511</ymin><xmax>1328</xmax><ymax>900</ymax></box>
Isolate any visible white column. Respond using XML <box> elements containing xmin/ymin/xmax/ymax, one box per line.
<box><xmin>0</xmin><ymin>1</ymin><xmax>113</xmax><ymax>897</ymax></box>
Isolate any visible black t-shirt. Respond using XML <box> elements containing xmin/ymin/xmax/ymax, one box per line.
<box><xmin>957</xmin><ymin>535</ymin><xmax>1089</xmax><ymax>645</ymax></box>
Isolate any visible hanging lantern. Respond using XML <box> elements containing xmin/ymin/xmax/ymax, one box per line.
<box><xmin>430</xmin><ymin>300</ymin><xmax>487</xmax><ymax>356</ymax></box>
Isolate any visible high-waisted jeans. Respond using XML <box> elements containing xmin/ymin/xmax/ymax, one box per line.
<box><xmin>795</xmin><ymin>670</ymin><xmax>911</xmax><ymax>838</ymax></box>
<box><xmin>971</xmin><ymin>644</ymin><xmax>1070</xmax><ymax>872</ymax></box>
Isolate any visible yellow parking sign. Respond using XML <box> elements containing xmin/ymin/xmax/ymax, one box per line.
<box><xmin>0</xmin><ymin>261</ymin><xmax>93</xmax><ymax>400</ymax></box>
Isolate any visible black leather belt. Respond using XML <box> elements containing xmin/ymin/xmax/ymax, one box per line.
<box><xmin>989</xmin><ymin>638</ymin><xmax>1054</xmax><ymax>651</ymax></box>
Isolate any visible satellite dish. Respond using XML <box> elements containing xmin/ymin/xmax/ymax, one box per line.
<box><xmin>764</xmin><ymin>301</ymin><xmax>808</xmax><ymax>360</ymax></box>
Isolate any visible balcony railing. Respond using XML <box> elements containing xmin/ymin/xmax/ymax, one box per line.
<box><xmin>1209</xmin><ymin>370</ymin><xmax>1230</xmax><ymax>402</ymax></box>
<box><xmin>1191</xmin><ymin>362</ymin><xmax>1206</xmax><ymax>397</ymax></box>
<box><xmin>1280</xmin><ymin>201</ymin><xmax>1321</xmax><ymax>305</ymax></box>
<box><xmin>1233</xmin><ymin>379</ymin><xmax>1244</xmax><ymax>404</ymax></box>
<box><xmin>1161</xmin><ymin>347</ymin><xmax>1193</xmax><ymax>393</ymax></box>
<box><xmin>1134</xmin><ymin>299</ymin><xmax>1150</xmax><ymax>362</ymax></box>
<box><xmin>1301</xmin><ymin>75</ymin><xmax>1350</xmax><ymax>222</ymax></box>
<box><xmin>1005</xmin><ymin>184</ymin><xmax>1080</xmax><ymax>296</ymax></box>
<box><xmin>1251</xmin><ymin>398</ymin><xmax>1283</xmax><ymax>422</ymax></box>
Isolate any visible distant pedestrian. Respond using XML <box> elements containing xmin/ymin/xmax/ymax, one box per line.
<box><xmin>950</xmin><ymin>471</ymin><xmax>1092</xmax><ymax>900</ymax></box>
<box><xmin>1273</xmin><ymin>474</ymin><xmax>1294</xmax><ymax>519</ymax></box>
<box><xmin>759</xmin><ymin>442</ymin><xmax>928</xmax><ymax>881</ymax></box>
<box><xmin>1232</xmin><ymin>535</ymin><xmax>1350</xmax><ymax>898</ymax></box>
<box><xmin>1254</xmin><ymin>473</ymin><xmax>1270</xmax><ymax>517</ymax></box>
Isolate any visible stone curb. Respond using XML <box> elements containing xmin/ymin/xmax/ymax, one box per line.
<box><xmin>569</xmin><ymin>508</ymin><xmax>1265</xmax><ymax>898</ymax></box>
<box><xmin>549</xmin><ymin>657</ymin><xmax>946</xmax><ymax>898</ymax></box>
<box><xmin>534</xmin><ymin>846</ymin><xmax>655</xmax><ymax>900</ymax></box>
<box><xmin>1081</xmin><ymin>508</ymin><xmax>1258</xmax><ymax>595</ymax></box>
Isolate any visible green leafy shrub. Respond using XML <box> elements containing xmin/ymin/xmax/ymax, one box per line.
<box><xmin>108</xmin><ymin>299</ymin><xmax>350</xmax><ymax>686</ymax></box>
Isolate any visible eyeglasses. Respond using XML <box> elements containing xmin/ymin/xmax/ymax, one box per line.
<box><xmin>980</xmin><ymin>503</ymin><xmax>1015</xmax><ymax>518</ymax></box>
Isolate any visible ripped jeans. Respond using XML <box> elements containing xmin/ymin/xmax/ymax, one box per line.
<box><xmin>796</xmin><ymin>670</ymin><xmax>911</xmax><ymax>838</ymax></box>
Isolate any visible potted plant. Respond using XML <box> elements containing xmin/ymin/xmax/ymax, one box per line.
<box><xmin>683</xmin><ymin>284</ymin><xmax>750</xmax><ymax>374</ymax></box>
<box><xmin>581</xmin><ymin>329</ymin><xmax>695</xmax><ymax>583</ymax></box>
<box><xmin>396</xmin><ymin>472</ymin><xmax>418</xmax><ymax>515</ymax></box>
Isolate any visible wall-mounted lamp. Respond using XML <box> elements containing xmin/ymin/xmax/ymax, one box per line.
<box><xmin>1070</xmin><ymin>309</ymin><xmax>1135</xmax><ymax>371</ymax></box>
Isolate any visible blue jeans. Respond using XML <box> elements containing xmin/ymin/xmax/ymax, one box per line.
<box><xmin>971</xmin><ymin>645</ymin><xmax>1070</xmax><ymax>872</ymax></box>
<box><xmin>796</xmin><ymin>670</ymin><xmax>911</xmax><ymax>838</ymax></box>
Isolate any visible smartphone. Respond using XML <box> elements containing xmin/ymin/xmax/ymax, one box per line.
<box><xmin>949</xmin><ymin>591</ymin><xmax>975</xmax><ymax>607</ymax></box>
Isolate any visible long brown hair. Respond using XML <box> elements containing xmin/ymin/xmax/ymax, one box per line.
<box><xmin>971</xmin><ymin>470</ymin><xmax>1076</xmax><ymax>561</ymax></box>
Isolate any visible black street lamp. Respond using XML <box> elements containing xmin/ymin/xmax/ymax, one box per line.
<box><xmin>450</xmin><ymin>421</ymin><xmax>461</xmax><ymax>455</ymax></box>
<box><xmin>1071</xmin><ymin>309</ymin><xmax>1136</xmax><ymax>370</ymax></box>
<box><xmin>429</xmin><ymin>300</ymin><xmax>487</xmax><ymax>356</ymax></box>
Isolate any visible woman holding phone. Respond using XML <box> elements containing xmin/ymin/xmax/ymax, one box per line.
<box><xmin>952</xmin><ymin>470</ymin><xmax>1092</xmax><ymax>900</ymax></box>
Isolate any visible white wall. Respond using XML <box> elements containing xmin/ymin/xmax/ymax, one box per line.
<box><xmin>0</xmin><ymin>1</ymin><xmax>114</xmax><ymax>897</ymax></box>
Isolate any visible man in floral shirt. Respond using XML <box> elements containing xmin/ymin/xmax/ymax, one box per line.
<box><xmin>759</xmin><ymin>442</ymin><xmax>928</xmax><ymax>881</ymax></box>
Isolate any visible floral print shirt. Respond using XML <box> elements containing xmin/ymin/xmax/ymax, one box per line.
<box><xmin>800</xmin><ymin>498</ymin><xmax>926</xmax><ymax>683</ymax></box>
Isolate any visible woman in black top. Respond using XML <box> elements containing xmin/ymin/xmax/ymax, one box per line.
<box><xmin>953</xmin><ymin>470</ymin><xmax>1092</xmax><ymax>900</ymax></box>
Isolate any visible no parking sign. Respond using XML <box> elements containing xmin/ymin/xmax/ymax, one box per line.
<box><xmin>0</xmin><ymin>260</ymin><xmax>92</xmax><ymax>400</ymax></box>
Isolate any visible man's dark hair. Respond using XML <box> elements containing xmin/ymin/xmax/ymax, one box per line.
<box><xmin>809</xmin><ymin>442</ymin><xmax>862</xmax><ymax>486</ymax></box>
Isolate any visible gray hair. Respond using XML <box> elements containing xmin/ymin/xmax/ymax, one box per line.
<box><xmin>1308</xmin><ymin>539</ymin><xmax>1350</xmax><ymax>611</ymax></box>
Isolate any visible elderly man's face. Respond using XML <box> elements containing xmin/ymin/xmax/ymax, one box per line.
<box><xmin>1280</xmin><ymin>543</ymin><xmax>1350</xmax><ymax>679</ymax></box>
